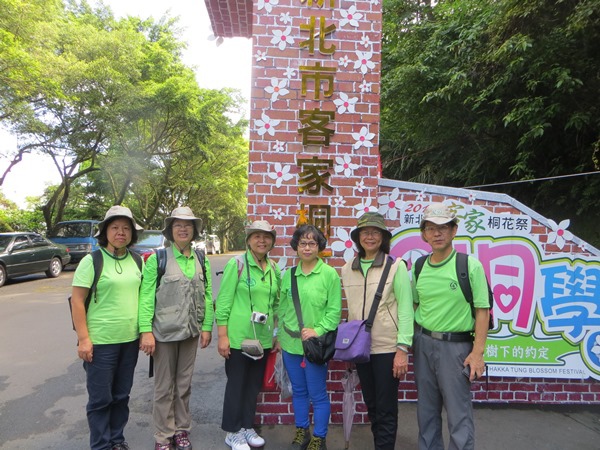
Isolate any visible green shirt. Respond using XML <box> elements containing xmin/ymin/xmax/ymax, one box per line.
<box><xmin>359</xmin><ymin>258</ymin><xmax>414</xmax><ymax>347</ymax></box>
<box><xmin>72</xmin><ymin>249</ymin><xmax>143</xmax><ymax>344</ymax></box>
<box><xmin>277</xmin><ymin>258</ymin><xmax>342</xmax><ymax>355</ymax></box>
<box><xmin>413</xmin><ymin>250</ymin><xmax>489</xmax><ymax>332</ymax></box>
<box><xmin>215</xmin><ymin>251</ymin><xmax>281</xmax><ymax>350</ymax></box>
<box><xmin>138</xmin><ymin>246</ymin><xmax>214</xmax><ymax>334</ymax></box>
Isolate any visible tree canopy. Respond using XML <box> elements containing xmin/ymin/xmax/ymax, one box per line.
<box><xmin>0</xmin><ymin>0</ymin><xmax>248</xmax><ymax>245</ymax></box>
<box><xmin>381</xmin><ymin>0</ymin><xmax>600</xmax><ymax>246</ymax></box>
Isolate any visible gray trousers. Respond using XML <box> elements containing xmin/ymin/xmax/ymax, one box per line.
<box><xmin>413</xmin><ymin>330</ymin><xmax>474</xmax><ymax>450</ymax></box>
<box><xmin>153</xmin><ymin>336</ymin><xmax>199</xmax><ymax>444</ymax></box>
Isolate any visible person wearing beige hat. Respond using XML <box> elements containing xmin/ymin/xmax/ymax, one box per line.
<box><xmin>340</xmin><ymin>212</ymin><xmax>413</xmax><ymax>450</ymax></box>
<box><xmin>138</xmin><ymin>206</ymin><xmax>213</xmax><ymax>450</ymax></box>
<box><xmin>215</xmin><ymin>220</ymin><xmax>281</xmax><ymax>450</ymax></box>
<box><xmin>412</xmin><ymin>202</ymin><xmax>489</xmax><ymax>450</ymax></box>
<box><xmin>71</xmin><ymin>205</ymin><xmax>144</xmax><ymax>450</ymax></box>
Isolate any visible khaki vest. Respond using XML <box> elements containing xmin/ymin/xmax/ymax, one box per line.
<box><xmin>153</xmin><ymin>247</ymin><xmax>205</xmax><ymax>342</ymax></box>
<box><xmin>341</xmin><ymin>252</ymin><xmax>403</xmax><ymax>354</ymax></box>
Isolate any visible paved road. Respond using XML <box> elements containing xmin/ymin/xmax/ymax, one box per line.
<box><xmin>1</xmin><ymin>253</ymin><xmax>600</xmax><ymax>449</ymax></box>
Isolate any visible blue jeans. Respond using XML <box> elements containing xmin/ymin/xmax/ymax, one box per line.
<box><xmin>83</xmin><ymin>340</ymin><xmax>139</xmax><ymax>450</ymax></box>
<box><xmin>282</xmin><ymin>351</ymin><xmax>330</xmax><ymax>438</ymax></box>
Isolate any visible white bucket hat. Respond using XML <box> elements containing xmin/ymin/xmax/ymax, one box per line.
<box><xmin>95</xmin><ymin>205</ymin><xmax>143</xmax><ymax>237</ymax></box>
<box><xmin>245</xmin><ymin>220</ymin><xmax>276</xmax><ymax>243</ymax></box>
<box><xmin>162</xmin><ymin>206</ymin><xmax>202</xmax><ymax>241</ymax></box>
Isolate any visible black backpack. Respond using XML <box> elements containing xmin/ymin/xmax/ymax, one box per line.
<box><xmin>68</xmin><ymin>249</ymin><xmax>143</xmax><ymax>330</ymax></box>
<box><xmin>155</xmin><ymin>247</ymin><xmax>207</xmax><ymax>288</ymax></box>
<box><xmin>414</xmin><ymin>252</ymin><xmax>495</xmax><ymax>330</ymax></box>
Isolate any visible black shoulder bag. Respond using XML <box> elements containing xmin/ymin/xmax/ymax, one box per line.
<box><xmin>290</xmin><ymin>266</ymin><xmax>337</xmax><ymax>365</ymax></box>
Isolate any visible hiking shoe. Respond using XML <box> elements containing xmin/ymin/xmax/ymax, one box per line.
<box><xmin>241</xmin><ymin>428</ymin><xmax>265</xmax><ymax>447</ymax></box>
<box><xmin>288</xmin><ymin>427</ymin><xmax>311</xmax><ymax>450</ymax></box>
<box><xmin>154</xmin><ymin>442</ymin><xmax>172</xmax><ymax>450</ymax></box>
<box><xmin>225</xmin><ymin>431</ymin><xmax>250</xmax><ymax>450</ymax></box>
<box><xmin>112</xmin><ymin>443</ymin><xmax>130</xmax><ymax>450</ymax></box>
<box><xmin>173</xmin><ymin>431</ymin><xmax>192</xmax><ymax>450</ymax></box>
<box><xmin>307</xmin><ymin>436</ymin><xmax>327</xmax><ymax>450</ymax></box>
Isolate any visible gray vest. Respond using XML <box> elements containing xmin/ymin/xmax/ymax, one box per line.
<box><xmin>152</xmin><ymin>247</ymin><xmax>206</xmax><ymax>342</ymax></box>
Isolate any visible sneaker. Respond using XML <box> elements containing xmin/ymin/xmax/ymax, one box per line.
<box><xmin>173</xmin><ymin>431</ymin><xmax>192</xmax><ymax>450</ymax></box>
<box><xmin>241</xmin><ymin>428</ymin><xmax>265</xmax><ymax>447</ymax></box>
<box><xmin>225</xmin><ymin>431</ymin><xmax>250</xmax><ymax>450</ymax></box>
<box><xmin>288</xmin><ymin>427</ymin><xmax>311</xmax><ymax>450</ymax></box>
<box><xmin>112</xmin><ymin>443</ymin><xmax>130</xmax><ymax>450</ymax></box>
<box><xmin>307</xmin><ymin>436</ymin><xmax>327</xmax><ymax>450</ymax></box>
<box><xmin>154</xmin><ymin>442</ymin><xmax>172</xmax><ymax>450</ymax></box>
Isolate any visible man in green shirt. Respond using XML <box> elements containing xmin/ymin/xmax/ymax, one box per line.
<box><xmin>412</xmin><ymin>203</ymin><xmax>490</xmax><ymax>450</ymax></box>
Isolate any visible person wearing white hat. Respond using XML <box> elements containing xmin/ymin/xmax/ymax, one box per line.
<box><xmin>138</xmin><ymin>206</ymin><xmax>213</xmax><ymax>450</ymax></box>
<box><xmin>71</xmin><ymin>205</ymin><xmax>144</xmax><ymax>450</ymax></box>
<box><xmin>216</xmin><ymin>220</ymin><xmax>281</xmax><ymax>450</ymax></box>
<box><xmin>412</xmin><ymin>203</ymin><xmax>489</xmax><ymax>450</ymax></box>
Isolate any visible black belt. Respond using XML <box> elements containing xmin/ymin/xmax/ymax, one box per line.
<box><xmin>420</xmin><ymin>326</ymin><xmax>473</xmax><ymax>342</ymax></box>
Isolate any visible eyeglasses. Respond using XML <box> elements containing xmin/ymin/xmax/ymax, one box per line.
<box><xmin>298</xmin><ymin>241</ymin><xmax>318</xmax><ymax>248</ymax></box>
<box><xmin>173</xmin><ymin>223</ymin><xmax>193</xmax><ymax>229</ymax></box>
<box><xmin>423</xmin><ymin>224</ymin><xmax>452</xmax><ymax>234</ymax></box>
<box><xmin>359</xmin><ymin>229</ymin><xmax>382</xmax><ymax>237</ymax></box>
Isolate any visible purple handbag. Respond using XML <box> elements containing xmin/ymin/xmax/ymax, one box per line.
<box><xmin>334</xmin><ymin>256</ymin><xmax>393</xmax><ymax>363</ymax></box>
<box><xmin>334</xmin><ymin>320</ymin><xmax>371</xmax><ymax>363</ymax></box>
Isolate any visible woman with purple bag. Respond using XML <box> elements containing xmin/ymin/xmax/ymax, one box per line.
<box><xmin>340</xmin><ymin>212</ymin><xmax>414</xmax><ymax>450</ymax></box>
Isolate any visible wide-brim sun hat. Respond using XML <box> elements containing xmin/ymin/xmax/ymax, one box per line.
<box><xmin>162</xmin><ymin>206</ymin><xmax>202</xmax><ymax>241</ymax></box>
<box><xmin>350</xmin><ymin>212</ymin><xmax>392</xmax><ymax>245</ymax></box>
<box><xmin>419</xmin><ymin>202</ymin><xmax>459</xmax><ymax>229</ymax></box>
<box><xmin>95</xmin><ymin>205</ymin><xmax>144</xmax><ymax>237</ymax></box>
<box><xmin>245</xmin><ymin>220</ymin><xmax>276</xmax><ymax>243</ymax></box>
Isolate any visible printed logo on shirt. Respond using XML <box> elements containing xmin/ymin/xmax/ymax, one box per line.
<box><xmin>450</xmin><ymin>281</ymin><xmax>458</xmax><ymax>291</ymax></box>
<box><xmin>244</xmin><ymin>278</ymin><xmax>257</xmax><ymax>287</ymax></box>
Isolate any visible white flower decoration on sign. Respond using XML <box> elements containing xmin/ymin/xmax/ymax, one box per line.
<box><xmin>333</xmin><ymin>196</ymin><xmax>346</xmax><ymax>207</ymax></box>
<box><xmin>333</xmin><ymin>92</ymin><xmax>358</xmax><ymax>114</ymax></box>
<box><xmin>547</xmin><ymin>219</ymin><xmax>573</xmax><ymax>250</ymax></box>
<box><xmin>352</xmin><ymin>125</ymin><xmax>375</xmax><ymax>150</ymax></box>
<box><xmin>255</xmin><ymin>50</ymin><xmax>267</xmax><ymax>62</ymax></box>
<box><xmin>268</xmin><ymin>163</ymin><xmax>294</xmax><ymax>188</ymax></box>
<box><xmin>339</xmin><ymin>5</ymin><xmax>363</xmax><ymax>28</ymax></box>
<box><xmin>415</xmin><ymin>190</ymin><xmax>426</xmax><ymax>202</ymax></box>
<box><xmin>271</xmin><ymin>207</ymin><xmax>284</xmax><ymax>220</ymax></box>
<box><xmin>355</xmin><ymin>179</ymin><xmax>365</xmax><ymax>193</ymax></box>
<box><xmin>370</xmin><ymin>0</ymin><xmax>380</xmax><ymax>5</ymax></box>
<box><xmin>271</xmin><ymin>140</ymin><xmax>286</xmax><ymax>152</ymax></box>
<box><xmin>354</xmin><ymin>198</ymin><xmax>378</xmax><ymax>218</ymax></box>
<box><xmin>592</xmin><ymin>335</ymin><xmax>600</xmax><ymax>357</ymax></box>
<box><xmin>207</xmin><ymin>25</ymin><xmax>224</xmax><ymax>47</ymax></box>
<box><xmin>468</xmin><ymin>192</ymin><xmax>477</xmax><ymax>203</ymax></box>
<box><xmin>354</xmin><ymin>51</ymin><xmax>375</xmax><ymax>75</ymax></box>
<box><xmin>258</xmin><ymin>0</ymin><xmax>279</xmax><ymax>13</ymax></box>
<box><xmin>378</xmin><ymin>188</ymin><xmax>403</xmax><ymax>220</ymax></box>
<box><xmin>359</xmin><ymin>80</ymin><xmax>372</xmax><ymax>93</ymax></box>
<box><xmin>279</xmin><ymin>12</ymin><xmax>292</xmax><ymax>24</ymax></box>
<box><xmin>580</xmin><ymin>243</ymin><xmax>588</xmax><ymax>253</ymax></box>
<box><xmin>338</xmin><ymin>55</ymin><xmax>350</xmax><ymax>67</ymax></box>
<box><xmin>271</xmin><ymin>26</ymin><xmax>295</xmax><ymax>51</ymax></box>
<box><xmin>256</xmin><ymin>113</ymin><xmax>280</xmax><ymax>137</ymax></box>
<box><xmin>265</xmin><ymin>78</ymin><xmax>289</xmax><ymax>102</ymax></box>
<box><xmin>360</xmin><ymin>34</ymin><xmax>371</xmax><ymax>48</ymax></box>
<box><xmin>284</xmin><ymin>67</ymin><xmax>297</xmax><ymax>79</ymax></box>
<box><xmin>331</xmin><ymin>228</ymin><xmax>356</xmax><ymax>262</ymax></box>
<box><xmin>335</xmin><ymin>155</ymin><xmax>359</xmax><ymax>178</ymax></box>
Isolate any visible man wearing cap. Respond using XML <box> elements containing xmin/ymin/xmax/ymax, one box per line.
<box><xmin>138</xmin><ymin>206</ymin><xmax>213</xmax><ymax>450</ymax></box>
<box><xmin>412</xmin><ymin>203</ymin><xmax>489</xmax><ymax>450</ymax></box>
<box><xmin>216</xmin><ymin>220</ymin><xmax>281</xmax><ymax>450</ymax></box>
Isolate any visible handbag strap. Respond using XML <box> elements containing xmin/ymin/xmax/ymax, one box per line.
<box><xmin>290</xmin><ymin>267</ymin><xmax>305</xmax><ymax>330</ymax></box>
<box><xmin>365</xmin><ymin>256</ymin><xmax>393</xmax><ymax>331</ymax></box>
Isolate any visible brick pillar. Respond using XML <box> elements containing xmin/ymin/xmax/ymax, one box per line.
<box><xmin>248</xmin><ymin>0</ymin><xmax>382</xmax><ymax>425</ymax></box>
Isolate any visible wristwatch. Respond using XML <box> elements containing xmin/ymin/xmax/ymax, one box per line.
<box><xmin>396</xmin><ymin>344</ymin><xmax>409</xmax><ymax>353</ymax></box>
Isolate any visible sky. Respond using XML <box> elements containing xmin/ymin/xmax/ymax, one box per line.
<box><xmin>0</xmin><ymin>0</ymin><xmax>252</xmax><ymax>208</ymax></box>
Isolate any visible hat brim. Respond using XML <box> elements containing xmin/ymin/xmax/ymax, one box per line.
<box><xmin>350</xmin><ymin>226</ymin><xmax>392</xmax><ymax>245</ymax></box>
<box><xmin>94</xmin><ymin>216</ymin><xmax>143</xmax><ymax>237</ymax></box>
<box><xmin>245</xmin><ymin>228</ymin><xmax>276</xmax><ymax>241</ymax></box>
<box><xmin>420</xmin><ymin>217</ymin><xmax>458</xmax><ymax>229</ymax></box>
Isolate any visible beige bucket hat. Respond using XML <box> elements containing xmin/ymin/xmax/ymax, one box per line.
<box><xmin>162</xmin><ymin>206</ymin><xmax>202</xmax><ymax>241</ymax></box>
<box><xmin>419</xmin><ymin>202</ymin><xmax>459</xmax><ymax>229</ymax></box>
<box><xmin>245</xmin><ymin>220</ymin><xmax>276</xmax><ymax>243</ymax></box>
<box><xmin>95</xmin><ymin>205</ymin><xmax>143</xmax><ymax>237</ymax></box>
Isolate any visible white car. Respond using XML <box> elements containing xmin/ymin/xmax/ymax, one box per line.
<box><xmin>205</xmin><ymin>234</ymin><xmax>221</xmax><ymax>254</ymax></box>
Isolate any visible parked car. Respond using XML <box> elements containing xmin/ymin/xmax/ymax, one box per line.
<box><xmin>0</xmin><ymin>232</ymin><xmax>71</xmax><ymax>287</ymax></box>
<box><xmin>205</xmin><ymin>234</ymin><xmax>221</xmax><ymax>254</ymax></box>
<box><xmin>129</xmin><ymin>230</ymin><xmax>168</xmax><ymax>261</ymax></box>
<box><xmin>47</xmin><ymin>220</ymin><xmax>100</xmax><ymax>264</ymax></box>
<box><xmin>192</xmin><ymin>239</ymin><xmax>206</xmax><ymax>252</ymax></box>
